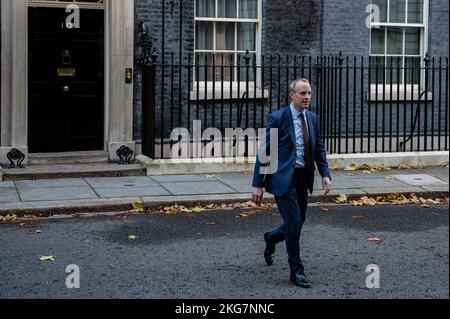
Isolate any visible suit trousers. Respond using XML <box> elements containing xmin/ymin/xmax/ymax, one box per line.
<box><xmin>267</xmin><ymin>168</ymin><xmax>310</xmax><ymax>275</ymax></box>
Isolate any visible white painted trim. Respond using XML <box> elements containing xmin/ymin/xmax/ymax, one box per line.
<box><xmin>104</xmin><ymin>0</ymin><xmax>110</xmax><ymax>151</ymax></box>
<box><xmin>193</xmin><ymin>0</ymin><xmax>262</xmax><ymax>86</ymax></box>
<box><xmin>369</xmin><ymin>0</ymin><xmax>429</xmax><ymax>87</ymax></box>
<box><xmin>27</xmin><ymin>0</ymin><xmax>105</xmax><ymax>10</ymax></box>
<box><xmin>1</xmin><ymin>0</ymin><xmax>135</xmax><ymax>164</ymax></box>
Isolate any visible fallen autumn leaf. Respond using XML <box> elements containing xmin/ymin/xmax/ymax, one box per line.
<box><xmin>39</xmin><ymin>256</ymin><xmax>55</xmax><ymax>261</ymax></box>
<box><xmin>131</xmin><ymin>202</ymin><xmax>144</xmax><ymax>212</ymax></box>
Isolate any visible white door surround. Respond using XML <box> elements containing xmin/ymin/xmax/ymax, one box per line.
<box><xmin>0</xmin><ymin>0</ymin><xmax>135</xmax><ymax>165</ymax></box>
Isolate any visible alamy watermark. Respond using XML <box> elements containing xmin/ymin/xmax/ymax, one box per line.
<box><xmin>169</xmin><ymin>121</ymin><xmax>279</xmax><ymax>175</ymax></box>
<box><xmin>366</xmin><ymin>4</ymin><xmax>381</xmax><ymax>29</ymax></box>
<box><xmin>64</xmin><ymin>4</ymin><xmax>80</xmax><ymax>29</ymax></box>
<box><xmin>66</xmin><ymin>264</ymin><xmax>80</xmax><ymax>289</ymax></box>
<box><xmin>365</xmin><ymin>264</ymin><xmax>380</xmax><ymax>289</ymax></box>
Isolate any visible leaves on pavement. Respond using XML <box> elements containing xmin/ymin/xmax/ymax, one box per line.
<box><xmin>179</xmin><ymin>207</ymin><xmax>193</xmax><ymax>213</ymax></box>
<box><xmin>352</xmin><ymin>196</ymin><xmax>377</xmax><ymax>206</ymax></box>
<box><xmin>131</xmin><ymin>202</ymin><xmax>144</xmax><ymax>213</ymax></box>
<box><xmin>5</xmin><ymin>214</ymin><xmax>17</xmax><ymax>221</ymax></box>
<box><xmin>332</xmin><ymin>193</ymin><xmax>448</xmax><ymax>207</ymax></box>
<box><xmin>344</xmin><ymin>164</ymin><xmax>358</xmax><ymax>171</ymax></box>
<box><xmin>391</xmin><ymin>163</ymin><xmax>417</xmax><ymax>170</ymax></box>
<box><xmin>335</xmin><ymin>194</ymin><xmax>348</xmax><ymax>204</ymax></box>
<box><xmin>192</xmin><ymin>207</ymin><xmax>204</xmax><ymax>214</ymax></box>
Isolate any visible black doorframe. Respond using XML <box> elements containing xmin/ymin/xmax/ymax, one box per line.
<box><xmin>28</xmin><ymin>7</ymin><xmax>105</xmax><ymax>153</ymax></box>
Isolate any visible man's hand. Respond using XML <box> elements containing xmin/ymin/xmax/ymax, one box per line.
<box><xmin>252</xmin><ymin>187</ymin><xmax>264</xmax><ymax>205</ymax></box>
<box><xmin>322</xmin><ymin>177</ymin><xmax>332</xmax><ymax>195</ymax></box>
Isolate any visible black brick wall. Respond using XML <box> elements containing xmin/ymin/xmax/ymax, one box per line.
<box><xmin>429</xmin><ymin>0</ymin><xmax>449</xmax><ymax>58</ymax></box>
<box><xmin>322</xmin><ymin>0</ymin><xmax>370</xmax><ymax>56</ymax></box>
<box><xmin>133</xmin><ymin>0</ymin><xmax>324</xmax><ymax>140</ymax></box>
<box><xmin>262</xmin><ymin>0</ymin><xmax>323</xmax><ymax>56</ymax></box>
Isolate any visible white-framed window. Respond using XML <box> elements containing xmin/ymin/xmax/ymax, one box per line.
<box><xmin>194</xmin><ymin>0</ymin><xmax>261</xmax><ymax>84</ymax></box>
<box><xmin>369</xmin><ymin>0</ymin><xmax>428</xmax><ymax>86</ymax></box>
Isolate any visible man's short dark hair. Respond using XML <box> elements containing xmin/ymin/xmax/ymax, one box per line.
<box><xmin>288</xmin><ymin>78</ymin><xmax>310</xmax><ymax>93</ymax></box>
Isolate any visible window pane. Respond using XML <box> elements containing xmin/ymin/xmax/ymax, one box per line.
<box><xmin>195</xmin><ymin>22</ymin><xmax>214</xmax><ymax>50</ymax></box>
<box><xmin>195</xmin><ymin>53</ymin><xmax>214</xmax><ymax>81</ymax></box>
<box><xmin>407</xmin><ymin>0</ymin><xmax>423</xmax><ymax>23</ymax></box>
<box><xmin>214</xmin><ymin>53</ymin><xmax>234</xmax><ymax>81</ymax></box>
<box><xmin>389</xmin><ymin>0</ymin><xmax>406</xmax><ymax>23</ymax></box>
<box><xmin>371</xmin><ymin>27</ymin><xmax>385</xmax><ymax>54</ymax></box>
<box><xmin>371</xmin><ymin>0</ymin><xmax>387</xmax><ymax>23</ymax></box>
<box><xmin>238</xmin><ymin>53</ymin><xmax>256</xmax><ymax>81</ymax></box>
<box><xmin>404</xmin><ymin>28</ymin><xmax>420</xmax><ymax>55</ymax></box>
<box><xmin>196</xmin><ymin>0</ymin><xmax>215</xmax><ymax>17</ymax></box>
<box><xmin>216</xmin><ymin>22</ymin><xmax>235</xmax><ymax>50</ymax></box>
<box><xmin>237</xmin><ymin>23</ymin><xmax>256</xmax><ymax>51</ymax></box>
<box><xmin>239</xmin><ymin>0</ymin><xmax>257</xmax><ymax>19</ymax></box>
<box><xmin>387</xmin><ymin>27</ymin><xmax>403</xmax><ymax>55</ymax></box>
<box><xmin>385</xmin><ymin>56</ymin><xmax>403</xmax><ymax>84</ymax></box>
<box><xmin>370</xmin><ymin>56</ymin><xmax>385</xmax><ymax>85</ymax></box>
<box><xmin>405</xmin><ymin>57</ymin><xmax>420</xmax><ymax>84</ymax></box>
<box><xmin>218</xmin><ymin>0</ymin><xmax>237</xmax><ymax>18</ymax></box>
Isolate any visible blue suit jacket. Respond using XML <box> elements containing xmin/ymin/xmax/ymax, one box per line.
<box><xmin>252</xmin><ymin>106</ymin><xmax>331</xmax><ymax>196</ymax></box>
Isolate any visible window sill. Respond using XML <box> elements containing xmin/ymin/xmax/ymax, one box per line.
<box><xmin>190</xmin><ymin>88</ymin><xmax>269</xmax><ymax>101</ymax></box>
<box><xmin>367</xmin><ymin>90</ymin><xmax>433</xmax><ymax>102</ymax></box>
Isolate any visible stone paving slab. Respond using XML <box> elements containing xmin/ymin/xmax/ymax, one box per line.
<box><xmin>354</xmin><ymin>178</ymin><xmax>411</xmax><ymax>188</ymax></box>
<box><xmin>360</xmin><ymin>186</ymin><xmax>427</xmax><ymax>194</ymax></box>
<box><xmin>0</xmin><ymin>181</ymin><xmax>15</xmax><ymax>188</ymax></box>
<box><xmin>393</xmin><ymin>174</ymin><xmax>449</xmax><ymax>186</ymax></box>
<box><xmin>18</xmin><ymin>187</ymin><xmax>98</xmax><ymax>202</ymax></box>
<box><xmin>95</xmin><ymin>186</ymin><xmax>170</xmax><ymax>198</ymax></box>
<box><xmin>321</xmin><ymin>188</ymin><xmax>367</xmax><ymax>196</ymax></box>
<box><xmin>0</xmin><ymin>188</ymin><xmax>20</xmax><ymax>203</ymax></box>
<box><xmin>15</xmin><ymin>178</ymin><xmax>88</xmax><ymax>189</ymax></box>
<box><xmin>224</xmin><ymin>184</ymin><xmax>253</xmax><ymax>193</ymax></box>
<box><xmin>85</xmin><ymin>176</ymin><xmax>159</xmax><ymax>189</ymax></box>
<box><xmin>150</xmin><ymin>175</ymin><xmax>216</xmax><ymax>183</ymax></box>
<box><xmin>439</xmin><ymin>175</ymin><xmax>449</xmax><ymax>183</ymax></box>
<box><xmin>214</xmin><ymin>173</ymin><xmax>253</xmax><ymax>185</ymax></box>
<box><xmin>160</xmin><ymin>181</ymin><xmax>238</xmax><ymax>195</ymax></box>
<box><xmin>1</xmin><ymin>167</ymin><xmax>448</xmax><ymax>215</ymax></box>
<box><xmin>420</xmin><ymin>185</ymin><xmax>450</xmax><ymax>192</ymax></box>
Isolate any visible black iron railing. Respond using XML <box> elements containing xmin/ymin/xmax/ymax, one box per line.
<box><xmin>141</xmin><ymin>52</ymin><xmax>449</xmax><ymax>159</ymax></box>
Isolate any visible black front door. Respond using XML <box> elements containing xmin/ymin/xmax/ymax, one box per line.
<box><xmin>28</xmin><ymin>7</ymin><xmax>104</xmax><ymax>153</ymax></box>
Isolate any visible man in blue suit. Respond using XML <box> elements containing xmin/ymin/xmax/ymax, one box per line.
<box><xmin>252</xmin><ymin>78</ymin><xmax>332</xmax><ymax>288</ymax></box>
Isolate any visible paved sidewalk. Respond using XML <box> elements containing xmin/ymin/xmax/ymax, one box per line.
<box><xmin>0</xmin><ymin>166</ymin><xmax>448</xmax><ymax>215</ymax></box>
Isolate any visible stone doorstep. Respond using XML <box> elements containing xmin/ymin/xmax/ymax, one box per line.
<box><xmin>28</xmin><ymin>151</ymin><xmax>109</xmax><ymax>165</ymax></box>
<box><xmin>1</xmin><ymin>163</ymin><xmax>146</xmax><ymax>181</ymax></box>
<box><xmin>2</xmin><ymin>189</ymin><xmax>448</xmax><ymax>217</ymax></box>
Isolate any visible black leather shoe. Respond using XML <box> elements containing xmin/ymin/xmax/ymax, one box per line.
<box><xmin>290</xmin><ymin>273</ymin><xmax>311</xmax><ymax>288</ymax></box>
<box><xmin>264</xmin><ymin>232</ymin><xmax>275</xmax><ymax>266</ymax></box>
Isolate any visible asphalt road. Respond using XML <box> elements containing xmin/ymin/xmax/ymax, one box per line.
<box><xmin>0</xmin><ymin>203</ymin><xmax>448</xmax><ymax>299</ymax></box>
